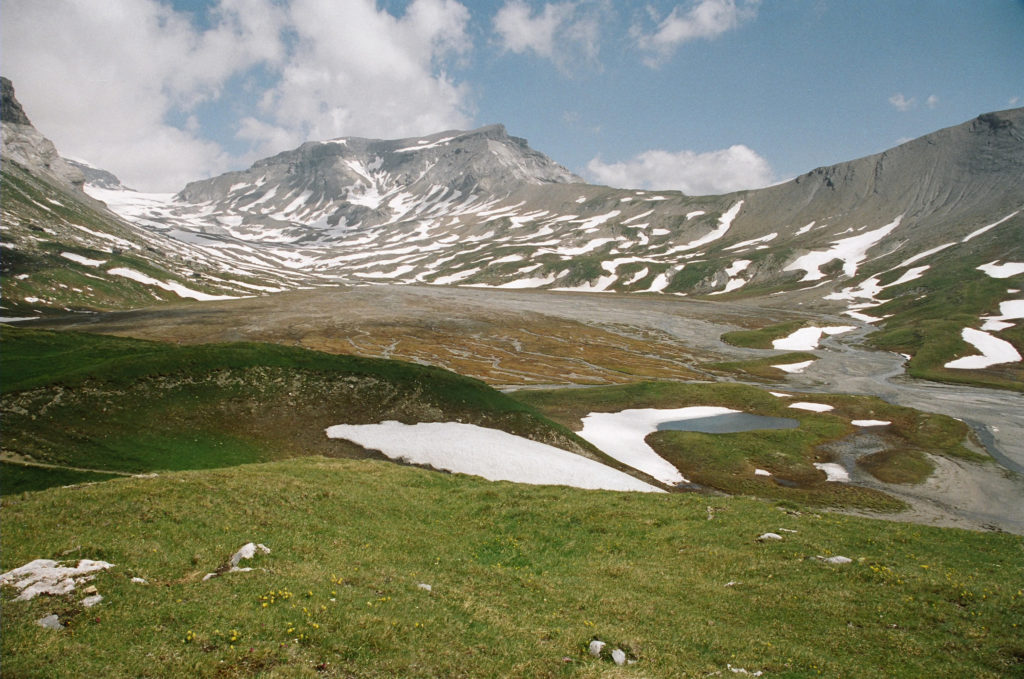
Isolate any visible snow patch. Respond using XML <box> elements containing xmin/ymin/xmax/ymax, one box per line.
<box><xmin>325</xmin><ymin>421</ymin><xmax>663</xmax><ymax>493</ymax></box>
<box><xmin>646</xmin><ymin>268</ymin><xmax>677</xmax><ymax>293</ymax></box>
<box><xmin>813</xmin><ymin>463</ymin><xmax>849</xmax><ymax>482</ymax></box>
<box><xmin>789</xmin><ymin>402</ymin><xmax>834</xmax><ymax>413</ymax></box>
<box><xmin>393</xmin><ymin>135</ymin><xmax>457</xmax><ymax>153</ymax></box>
<box><xmin>107</xmin><ymin>268</ymin><xmax>240</xmax><ymax>301</ymax></box>
<box><xmin>962</xmin><ymin>211</ymin><xmax>1020</xmax><ymax>242</ymax></box>
<box><xmin>670</xmin><ymin>201</ymin><xmax>743</xmax><ymax>252</ymax></box>
<box><xmin>710</xmin><ymin>259</ymin><xmax>752</xmax><ymax>294</ymax></box>
<box><xmin>852</xmin><ymin>420</ymin><xmax>891</xmax><ymax>427</ymax></box>
<box><xmin>725</xmin><ymin>232</ymin><xmax>776</xmax><ymax>251</ymax></box>
<box><xmin>944</xmin><ymin>328</ymin><xmax>1022</xmax><ymax>369</ymax></box>
<box><xmin>785</xmin><ymin>216</ymin><xmax>902</xmax><ymax>281</ymax></box>
<box><xmin>496</xmin><ymin>273</ymin><xmax>559</xmax><ymax>289</ymax></box>
<box><xmin>577</xmin><ymin>407</ymin><xmax>737</xmax><ymax>485</ymax></box>
<box><xmin>981</xmin><ymin>299</ymin><xmax>1024</xmax><ymax>332</ymax></box>
<box><xmin>978</xmin><ymin>261</ymin><xmax>1024</xmax><ymax>279</ymax></box>
<box><xmin>772</xmin><ymin>326</ymin><xmax>855</xmax><ymax>351</ymax></box>
<box><xmin>772</xmin><ymin>360</ymin><xmax>814</xmax><ymax>374</ymax></box>
<box><xmin>430</xmin><ymin>268</ymin><xmax>480</xmax><ymax>285</ymax></box>
<box><xmin>844</xmin><ymin>308</ymin><xmax>885</xmax><ymax>323</ymax></box>
<box><xmin>61</xmin><ymin>252</ymin><xmax>106</xmax><ymax>267</ymax></box>
<box><xmin>895</xmin><ymin>243</ymin><xmax>954</xmax><ymax>269</ymax></box>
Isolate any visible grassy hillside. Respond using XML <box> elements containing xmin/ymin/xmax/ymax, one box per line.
<box><xmin>2</xmin><ymin>457</ymin><xmax>1022</xmax><ymax>678</ymax></box>
<box><xmin>720</xmin><ymin>321</ymin><xmax>808</xmax><ymax>350</ymax></box>
<box><xmin>0</xmin><ymin>163</ymin><xmax>278</xmax><ymax>315</ymax></box>
<box><xmin>0</xmin><ymin>327</ymin><xmax>610</xmax><ymax>492</ymax></box>
<box><xmin>865</xmin><ymin>222</ymin><xmax>1024</xmax><ymax>392</ymax></box>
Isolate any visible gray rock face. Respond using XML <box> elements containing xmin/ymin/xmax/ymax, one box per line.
<box><xmin>2</xmin><ymin>77</ymin><xmax>32</xmax><ymax>125</ymax></box>
<box><xmin>735</xmin><ymin>108</ymin><xmax>1024</xmax><ymax>247</ymax></box>
<box><xmin>1</xmin><ymin>77</ymin><xmax>85</xmax><ymax>190</ymax></box>
<box><xmin>66</xmin><ymin>159</ymin><xmax>127</xmax><ymax>191</ymax></box>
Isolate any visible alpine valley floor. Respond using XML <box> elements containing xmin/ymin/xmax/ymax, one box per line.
<box><xmin>27</xmin><ymin>283</ymin><xmax>1024</xmax><ymax>534</ymax></box>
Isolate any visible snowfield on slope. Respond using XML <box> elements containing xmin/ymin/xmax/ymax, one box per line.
<box><xmin>324</xmin><ymin>421</ymin><xmax>663</xmax><ymax>493</ymax></box>
<box><xmin>785</xmin><ymin>216</ymin><xmax>902</xmax><ymax>282</ymax></box>
<box><xmin>107</xmin><ymin>267</ymin><xmax>242</xmax><ymax>301</ymax></box>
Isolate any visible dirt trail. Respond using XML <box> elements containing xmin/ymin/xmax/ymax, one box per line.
<box><xmin>1</xmin><ymin>450</ymin><xmax>133</xmax><ymax>476</ymax></box>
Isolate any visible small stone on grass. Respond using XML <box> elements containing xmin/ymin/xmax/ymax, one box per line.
<box><xmin>37</xmin><ymin>614</ymin><xmax>63</xmax><ymax>630</ymax></box>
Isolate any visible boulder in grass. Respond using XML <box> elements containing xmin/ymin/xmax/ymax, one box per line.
<box><xmin>204</xmin><ymin>543</ymin><xmax>271</xmax><ymax>580</ymax></box>
<box><xmin>37</xmin><ymin>614</ymin><xmax>63</xmax><ymax>630</ymax></box>
<box><xmin>0</xmin><ymin>559</ymin><xmax>114</xmax><ymax>601</ymax></box>
<box><xmin>756</xmin><ymin>532</ymin><xmax>783</xmax><ymax>542</ymax></box>
<box><xmin>588</xmin><ymin>640</ymin><xmax>606</xmax><ymax>657</ymax></box>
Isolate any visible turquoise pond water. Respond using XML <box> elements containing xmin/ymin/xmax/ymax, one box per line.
<box><xmin>656</xmin><ymin>412</ymin><xmax>799</xmax><ymax>434</ymax></box>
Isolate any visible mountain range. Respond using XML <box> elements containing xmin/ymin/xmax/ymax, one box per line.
<box><xmin>2</xmin><ymin>76</ymin><xmax>1022</xmax><ymax>386</ymax></box>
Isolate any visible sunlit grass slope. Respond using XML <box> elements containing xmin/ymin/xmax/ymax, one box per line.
<box><xmin>2</xmin><ymin>457</ymin><xmax>1022</xmax><ymax>678</ymax></box>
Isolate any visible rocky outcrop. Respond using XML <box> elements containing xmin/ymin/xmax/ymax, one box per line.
<box><xmin>1</xmin><ymin>76</ymin><xmax>85</xmax><ymax>190</ymax></box>
<box><xmin>1</xmin><ymin>76</ymin><xmax>32</xmax><ymax>125</ymax></box>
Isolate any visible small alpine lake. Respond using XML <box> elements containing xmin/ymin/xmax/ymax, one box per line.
<box><xmin>656</xmin><ymin>412</ymin><xmax>799</xmax><ymax>434</ymax></box>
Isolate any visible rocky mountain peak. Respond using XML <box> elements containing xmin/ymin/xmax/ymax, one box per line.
<box><xmin>2</xmin><ymin>76</ymin><xmax>33</xmax><ymax>126</ymax></box>
<box><xmin>1</xmin><ymin>76</ymin><xmax>85</xmax><ymax>191</ymax></box>
<box><xmin>175</xmin><ymin>123</ymin><xmax>582</xmax><ymax>234</ymax></box>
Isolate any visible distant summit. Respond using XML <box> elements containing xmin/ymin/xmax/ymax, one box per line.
<box><xmin>176</xmin><ymin>123</ymin><xmax>582</xmax><ymax>233</ymax></box>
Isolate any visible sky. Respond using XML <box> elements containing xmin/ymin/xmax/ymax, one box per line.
<box><xmin>2</xmin><ymin>0</ymin><xmax>1022</xmax><ymax>193</ymax></box>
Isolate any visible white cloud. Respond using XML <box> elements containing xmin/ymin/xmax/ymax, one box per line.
<box><xmin>926</xmin><ymin>94</ymin><xmax>939</xmax><ymax>109</ymax></box>
<box><xmin>493</xmin><ymin>0</ymin><xmax>603</xmax><ymax>72</ymax></box>
<box><xmin>635</xmin><ymin>0</ymin><xmax>760</xmax><ymax>66</ymax></box>
<box><xmin>1</xmin><ymin>0</ymin><xmax>474</xmax><ymax>191</ymax></box>
<box><xmin>1010</xmin><ymin>96</ymin><xmax>1020</xmax><ymax>107</ymax></box>
<box><xmin>242</xmin><ymin>0</ymin><xmax>474</xmax><ymax>159</ymax></box>
<box><xmin>889</xmin><ymin>92</ymin><xmax>916</xmax><ymax>112</ymax></box>
<box><xmin>586</xmin><ymin>145</ymin><xmax>774</xmax><ymax>195</ymax></box>
<box><xmin>1</xmin><ymin>0</ymin><xmax>285</xmax><ymax>191</ymax></box>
